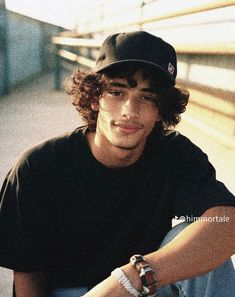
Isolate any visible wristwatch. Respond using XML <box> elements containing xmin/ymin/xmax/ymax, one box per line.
<box><xmin>130</xmin><ymin>255</ymin><xmax>157</xmax><ymax>297</ymax></box>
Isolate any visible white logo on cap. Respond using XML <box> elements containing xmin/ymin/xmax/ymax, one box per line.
<box><xmin>168</xmin><ymin>63</ymin><xmax>175</xmax><ymax>75</ymax></box>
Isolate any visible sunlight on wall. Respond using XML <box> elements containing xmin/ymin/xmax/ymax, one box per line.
<box><xmin>5</xmin><ymin>0</ymin><xmax>102</xmax><ymax>29</ymax></box>
<box><xmin>178</xmin><ymin>61</ymin><xmax>235</xmax><ymax>92</ymax></box>
<box><xmin>143</xmin><ymin>6</ymin><xmax>235</xmax><ymax>45</ymax></box>
<box><xmin>189</xmin><ymin>65</ymin><xmax>235</xmax><ymax>92</ymax></box>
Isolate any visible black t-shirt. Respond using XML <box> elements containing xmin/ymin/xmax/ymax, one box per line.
<box><xmin>0</xmin><ymin>126</ymin><xmax>235</xmax><ymax>289</ymax></box>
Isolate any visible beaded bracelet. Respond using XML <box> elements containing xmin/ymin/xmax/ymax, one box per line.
<box><xmin>111</xmin><ymin>268</ymin><xmax>142</xmax><ymax>297</ymax></box>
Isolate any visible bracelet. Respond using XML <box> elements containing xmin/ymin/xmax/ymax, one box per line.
<box><xmin>130</xmin><ymin>255</ymin><xmax>157</xmax><ymax>297</ymax></box>
<box><xmin>111</xmin><ymin>268</ymin><xmax>142</xmax><ymax>297</ymax></box>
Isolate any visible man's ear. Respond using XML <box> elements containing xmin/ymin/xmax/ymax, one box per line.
<box><xmin>91</xmin><ymin>102</ymin><xmax>99</xmax><ymax>111</ymax></box>
<box><xmin>156</xmin><ymin>112</ymin><xmax>162</xmax><ymax>123</ymax></box>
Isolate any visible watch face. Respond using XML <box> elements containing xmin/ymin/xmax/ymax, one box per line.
<box><xmin>140</xmin><ymin>266</ymin><xmax>157</xmax><ymax>286</ymax></box>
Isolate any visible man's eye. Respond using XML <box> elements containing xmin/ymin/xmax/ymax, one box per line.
<box><xmin>109</xmin><ymin>91</ymin><xmax>123</xmax><ymax>96</ymax></box>
<box><xmin>142</xmin><ymin>95</ymin><xmax>156</xmax><ymax>102</ymax></box>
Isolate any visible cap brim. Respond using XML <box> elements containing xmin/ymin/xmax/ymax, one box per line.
<box><xmin>94</xmin><ymin>59</ymin><xmax>175</xmax><ymax>84</ymax></box>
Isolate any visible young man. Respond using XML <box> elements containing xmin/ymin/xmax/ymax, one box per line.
<box><xmin>0</xmin><ymin>31</ymin><xmax>235</xmax><ymax>297</ymax></box>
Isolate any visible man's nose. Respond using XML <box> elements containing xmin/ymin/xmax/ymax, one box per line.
<box><xmin>121</xmin><ymin>97</ymin><xmax>140</xmax><ymax>119</ymax></box>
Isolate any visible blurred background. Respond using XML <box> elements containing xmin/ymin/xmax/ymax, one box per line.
<box><xmin>0</xmin><ymin>0</ymin><xmax>235</xmax><ymax>295</ymax></box>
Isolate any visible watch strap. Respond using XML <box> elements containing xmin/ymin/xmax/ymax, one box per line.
<box><xmin>130</xmin><ymin>255</ymin><xmax>157</xmax><ymax>297</ymax></box>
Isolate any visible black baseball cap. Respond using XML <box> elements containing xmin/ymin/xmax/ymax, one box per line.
<box><xmin>94</xmin><ymin>31</ymin><xmax>177</xmax><ymax>84</ymax></box>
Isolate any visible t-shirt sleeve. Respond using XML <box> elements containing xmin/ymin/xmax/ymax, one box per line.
<box><xmin>171</xmin><ymin>136</ymin><xmax>235</xmax><ymax>218</ymax></box>
<box><xmin>0</xmin><ymin>153</ymin><xmax>43</xmax><ymax>272</ymax></box>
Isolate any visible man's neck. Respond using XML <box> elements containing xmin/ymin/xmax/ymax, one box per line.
<box><xmin>86</xmin><ymin>132</ymin><xmax>145</xmax><ymax>169</ymax></box>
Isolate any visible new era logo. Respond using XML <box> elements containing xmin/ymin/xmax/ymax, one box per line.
<box><xmin>168</xmin><ymin>63</ymin><xmax>175</xmax><ymax>75</ymax></box>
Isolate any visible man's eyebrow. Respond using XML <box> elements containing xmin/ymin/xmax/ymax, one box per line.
<box><xmin>108</xmin><ymin>82</ymin><xmax>157</xmax><ymax>94</ymax></box>
<box><xmin>109</xmin><ymin>82</ymin><xmax>128</xmax><ymax>88</ymax></box>
<box><xmin>141</xmin><ymin>87</ymin><xmax>157</xmax><ymax>93</ymax></box>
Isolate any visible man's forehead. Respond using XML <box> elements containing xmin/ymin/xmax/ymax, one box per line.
<box><xmin>107</xmin><ymin>71</ymin><xmax>154</xmax><ymax>90</ymax></box>
<box><xmin>108</xmin><ymin>80</ymin><xmax>155</xmax><ymax>92</ymax></box>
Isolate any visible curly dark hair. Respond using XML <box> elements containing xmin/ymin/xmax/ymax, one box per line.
<box><xmin>66</xmin><ymin>63</ymin><xmax>189</xmax><ymax>131</ymax></box>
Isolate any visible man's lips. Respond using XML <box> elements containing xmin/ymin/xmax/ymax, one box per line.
<box><xmin>114</xmin><ymin>122</ymin><xmax>143</xmax><ymax>133</ymax></box>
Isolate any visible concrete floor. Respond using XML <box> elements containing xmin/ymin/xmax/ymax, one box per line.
<box><xmin>0</xmin><ymin>73</ymin><xmax>234</xmax><ymax>296</ymax></box>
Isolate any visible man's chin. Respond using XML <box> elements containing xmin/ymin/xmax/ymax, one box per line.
<box><xmin>109</xmin><ymin>131</ymin><xmax>146</xmax><ymax>150</ymax></box>
<box><xmin>112</xmin><ymin>139</ymin><xmax>141</xmax><ymax>151</ymax></box>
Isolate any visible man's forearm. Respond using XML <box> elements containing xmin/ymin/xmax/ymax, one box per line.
<box><xmin>124</xmin><ymin>206</ymin><xmax>235</xmax><ymax>288</ymax></box>
<box><xmin>14</xmin><ymin>271</ymin><xmax>49</xmax><ymax>297</ymax></box>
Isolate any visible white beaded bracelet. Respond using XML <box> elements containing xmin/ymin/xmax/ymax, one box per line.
<box><xmin>111</xmin><ymin>267</ymin><xmax>141</xmax><ymax>297</ymax></box>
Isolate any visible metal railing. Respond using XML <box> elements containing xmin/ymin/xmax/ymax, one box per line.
<box><xmin>52</xmin><ymin>0</ymin><xmax>235</xmax><ymax>89</ymax></box>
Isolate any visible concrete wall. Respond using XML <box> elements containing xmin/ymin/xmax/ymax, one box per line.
<box><xmin>7</xmin><ymin>12</ymin><xmax>43</xmax><ymax>86</ymax></box>
<box><xmin>0</xmin><ymin>5</ymin><xmax>9</xmax><ymax>95</ymax></box>
<box><xmin>0</xmin><ymin>8</ymin><xmax>61</xmax><ymax>95</ymax></box>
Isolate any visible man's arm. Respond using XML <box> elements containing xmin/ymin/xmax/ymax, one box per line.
<box><xmin>143</xmin><ymin>205</ymin><xmax>235</xmax><ymax>287</ymax></box>
<box><xmin>84</xmin><ymin>206</ymin><xmax>235</xmax><ymax>296</ymax></box>
<box><xmin>14</xmin><ymin>271</ymin><xmax>49</xmax><ymax>297</ymax></box>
